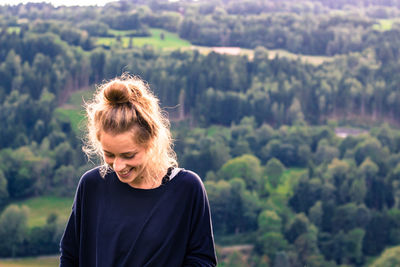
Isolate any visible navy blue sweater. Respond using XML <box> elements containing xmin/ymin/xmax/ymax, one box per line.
<box><xmin>60</xmin><ymin>167</ymin><xmax>217</xmax><ymax>267</ymax></box>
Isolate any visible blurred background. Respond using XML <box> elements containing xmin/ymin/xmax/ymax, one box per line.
<box><xmin>1</xmin><ymin>0</ymin><xmax>400</xmax><ymax>266</ymax></box>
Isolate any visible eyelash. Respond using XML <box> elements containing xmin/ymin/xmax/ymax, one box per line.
<box><xmin>105</xmin><ymin>154</ymin><xmax>135</xmax><ymax>159</ymax></box>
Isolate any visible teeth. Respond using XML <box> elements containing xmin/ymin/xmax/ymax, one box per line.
<box><xmin>120</xmin><ymin>169</ymin><xmax>130</xmax><ymax>175</ymax></box>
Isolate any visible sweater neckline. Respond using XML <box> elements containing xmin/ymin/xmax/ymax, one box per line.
<box><xmin>111</xmin><ymin>168</ymin><xmax>183</xmax><ymax>193</ymax></box>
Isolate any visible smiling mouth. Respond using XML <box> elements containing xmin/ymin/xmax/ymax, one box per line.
<box><xmin>120</xmin><ymin>169</ymin><xmax>131</xmax><ymax>175</ymax></box>
<box><xmin>117</xmin><ymin>167</ymin><xmax>136</xmax><ymax>178</ymax></box>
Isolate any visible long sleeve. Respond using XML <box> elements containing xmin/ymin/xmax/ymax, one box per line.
<box><xmin>58</xmin><ymin>167</ymin><xmax>217</xmax><ymax>267</ymax></box>
<box><xmin>183</xmin><ymin>173</ymin><xmax>217</xmax><ymax>267</ymax></box>
<box><xmin>60</xmin><ymin>181</ymin><xmax>81</xmax><ymax>267</ymax></box>
<box><xmin>59</xmin><ymin>209</ymin><xmax>79</xmax><ymax>266</ymax></box>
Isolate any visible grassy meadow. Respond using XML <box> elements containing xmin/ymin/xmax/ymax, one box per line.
<box><xmin>372</xmin><ymin>19</ymin><xmax>397</xmax><ymax>31</ymax></box>
<box><xmin>55</xmin><ymin>87</ymin><xmax>95</xmax><ymax>134</ymax></box>
<box><xmin>96</xmin><ymin>28</ymin><xmax>191</xmax><ymax>49</ymax></box>
<box><xmin>96</xmin><ymin>27</ymin><xmax>333</xmax><ymax>66</ymax></box>
<box><xmin>0</xmin><ymin>256</ymin><xmax>59</xmax><ymax>267</ymax></box>
<box><xmin>13</xmin><ymin>195</ymin><xmax>72</xmax><ymax>228</ymax></box>
<box><xmin>7</xmin><ymin>26</ymin><xmax>20</xmax><ymax>34</ymax></box>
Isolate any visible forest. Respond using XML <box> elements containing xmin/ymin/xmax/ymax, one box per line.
<box><xmin>2</xmin><ymin>0</ymin><xmax>400</xmax><ymax>266</ymax></box>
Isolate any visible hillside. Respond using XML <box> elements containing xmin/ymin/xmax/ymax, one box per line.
<box><xmin>1</xmin><ymin>0</ymin><xmax>400</xmax><ymax>265</ymax></box>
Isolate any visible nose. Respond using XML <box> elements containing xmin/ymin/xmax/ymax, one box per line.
<box><xmin>113</xmin><ymin>157</ymin><xmax>126</xmax><ymax>172</ymax></box>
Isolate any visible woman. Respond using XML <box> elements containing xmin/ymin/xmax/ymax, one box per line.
<box><xmin>60</xmin><ymin>74</ymin><xmax>217</xmax><ymax>266</ymax></box>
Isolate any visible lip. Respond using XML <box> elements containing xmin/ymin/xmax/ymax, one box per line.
<box><xmin>117</xmin><ymin>167</ymin><xmax>134</xmax><ymax>179</ymax></box>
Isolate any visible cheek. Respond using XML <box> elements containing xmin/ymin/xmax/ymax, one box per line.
<box><xmin>133</xmin><ymin>153</ymin><xmax>148</xmax><ymax>167</ymax></box>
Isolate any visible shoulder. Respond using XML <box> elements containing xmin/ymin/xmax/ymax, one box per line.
<box><xmin>77</xmin><ymin>166</ymin><xmax>104</xmax><ymax>189</ymax></box>
<box><xmin>175</xmin><ymin>169</ymin><xmax>207</xmax><ymax>194</ymax></box>
<box><xmin>178</xmin><ymin>169</ymin><xmax>203</xmax><ymax>184</ymax></box>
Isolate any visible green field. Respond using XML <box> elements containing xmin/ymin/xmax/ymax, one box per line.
<box><xmin>67</xmin><ymin>88</ymin><xmax>95</xmax><ymax>106</ymax></box>
<box><xmin>56</xmin><ymin>88</ymin><xmax>94</xmax><ymax>134</ymax></box>
<box><xmin>97</xmin><ymin>28</ymin><xmax>332</xmax><ymax>65</ymax></box>
<box><xmin>0</xmin><ymin>256</ymin><xmax>59</xmax><ymax>267</ymax></box>
<box><xmin>12</xmin><ymin>196</ymin><xmax>73</xmax><ymax>228</ymax></box>
<box><xmin>7</xmin><ymin>26</ymin><xmax>20</xmax><ymax>34</ymax></box>
<box><xmin>97</xmin><ymin>28</ymin><xmax>191</xmax><ymax>49</ymax></box>
<box><xmin>373</xmin><ymin>19</ymin><xmax>398</xmax><ymax>31</ymax></box>
<box><xmin>54</xmin><ymin>107</ymin><xmax>85</xmax><ymax>134</ymax></box>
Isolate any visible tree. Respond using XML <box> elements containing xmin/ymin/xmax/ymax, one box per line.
<box><xmin>343</xmin><ymin>228</ymin><xmax>365</xmax><ymax>265</ymax></box>
<box><xmin>326</xmin><ymin>158</ymin><xmax>352</xmax><ymax>188</ymax></box>
<box><xmin>349</xmin><ymin>178</ymin><xmax>367</xmax><ymax>204</ymax></box>
<box><xmin>295</xmin><ymin>229</ymin><xmax>320</xmax><ymax>266</ymax></box>
<box><xmin>314</xmin><ymin>141</ymin><xmax>339</xmax><ymax>165</ymax></box>
<box><xmin>0</xmin><ymin>170</ymin><xmax>9</xmax><ymax>206</ymax></box>
<box><xmin>256</xmin><ymin>232</ymin><xmax>288</xmax><ymax>262</ymax></box>
<box><xmin>0</xmin><ymin>147</ymin><xmax>39</xmax><ymax>198</ymax></box>
<box><xmin>262</xmin><ymin>139</ymin><xmax>298</xmax><ymax>166</ymax></box>
<box><xmin>309</xmin><ymin>201</ymin><xmax>323</xmax><ymax>228</ymax></box>
<box><xmin>205</xmin><ymin>178</ymin><xmax>260</xmax><ymax>234</ymax></box>
<box><xmin>258</xmin><ymin>210</ymin><xmax>282</xmax><ymax>233</ymax></box>
<box><xmin>354</xmin><ymin>137</ymin><xmax>386</xmax><ymax>168</ymax></box>
<box><xmin>0</xmin><ymin>205</ymin><xmax>29</xmax><ymax>257</ymax></box>
<box><xmin>27</xmin><ymin>213</ymin><xmax>65</xmax><ymax>255</ymax></box>
<box><xmin>204</xmin><ymin>180</ymin><xmax>231</xmax><ymax>234</ymax></box>
<box><xmin>52</xmin><ymin>165</ymin><xmax>78</xmax><ymax>197</ymax></box>
<box><xmin>265</xmin><ymin>158</ymin><xmax>285</xmax><ymax>188</ymax></box>
<box><xmin>218</xmin><ymin>154</ymin><xmax>263</xmax><ymax>192</ymax></box>
<box><xmin>388</xmin><ymin>209</ymin><xmax>400</xmax><ymax>245</ymax></box>
<box><xmin>182</xmin><ymin>135</ymin><xmax>231</xmax><ymax>178</ymax></box>
<box><xmin>90</xmin><ymin>49</ymin><xmax>106</xmax><ymax>83</ymax></box>
<box><xmin>289</xmin><ymin>178</ymin><xmax>322</xmax><ymax>213</ymax></box>
<box><xmin>285</xmin><ymin>213</ymin><xmax>311</xmax><ymax>243</ymax></box>
<box><xmin>360</xmin><ymin>158</ymin><xmax>394</xmax><ymax>210</ymax></box>
<box><xmin>363</xmin><ymin>212</ymin><xmax>391</xmax><ymax>256</ymax></box>
<box><xmin>287</xmin><ymin>97</ymin><xmax>305</xmax><ymax>125</ymax></box>
<box><xmin>332</xmin><ymin>203</ymin><xmax>358</xmax><ymax>233</ymax></box>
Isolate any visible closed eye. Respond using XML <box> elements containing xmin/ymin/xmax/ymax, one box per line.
<box><xmin>103</xmin><ymin>150</ymin><xmax>137</xmax><ymax>159</ymax></box>
<box><xmin>122</xmin><ymin>153</ymin><xmax>136</xmax><ymax>159</ymax></box>
<box><xmin>104</xmin><ymin>152</ymin><xmax>115</xmax><ymax>158</ymax></box>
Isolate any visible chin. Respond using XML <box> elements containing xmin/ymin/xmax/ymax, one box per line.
<box><xmin>117</xmin><ymin>173</ymin><xmax>137</xmax><ymax>183</ymax></box>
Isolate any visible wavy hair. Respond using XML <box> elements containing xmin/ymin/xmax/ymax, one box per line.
<box><xmin>83</xmin><ymin>74</ymin><xmax>177</xmax><ymax>183</ymax></box>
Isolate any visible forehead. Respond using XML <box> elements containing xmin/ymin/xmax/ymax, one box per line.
<box><xmin>99</xmin><ymin>131</ymin><xmax>143</xmax><ymax>153</ymax></box>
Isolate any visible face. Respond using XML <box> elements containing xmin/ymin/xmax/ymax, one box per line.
<box><xmin>99</xmin><ymin>130</ymin><xmax>150</xmax><ymax>188</ymax></box>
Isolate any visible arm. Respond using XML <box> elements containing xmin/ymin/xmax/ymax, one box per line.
<box><xmin>60</xmin><ymin>183</ymin><xmax>81</xmax><ymax>267</ymax></box>
<box><xmin>183</xmin><ymin>177</ymin><xmax>217</xmax><ymax>267</ymax></box>
<box><xmin>59</xmin><ymin>208</ymin><xmax>79</xmax><ymax>267</ymax></box>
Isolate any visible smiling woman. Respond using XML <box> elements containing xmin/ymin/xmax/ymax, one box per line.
<box><xmin>100</xmin><ymin>131</ymin><xmax>150</xmax><ymax>189</ymax></box>
<box><xmin>59</xmin><ymin>74</ymin><xmax>217</xmax><ymax>266</ymax></box>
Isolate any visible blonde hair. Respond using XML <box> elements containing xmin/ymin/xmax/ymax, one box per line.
<box><xmin>83</xmin><ymin>74</ymin><xmax>177</xmax><ymax>182</ymax></box>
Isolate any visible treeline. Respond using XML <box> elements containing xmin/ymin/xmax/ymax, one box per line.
<box><xmin>176</xmin><ymin>121</ymin><xmax>400</xmax><ymax>266</ymax></box>
<box><xmin>0</xmin><ymin>205</ymin><xmax>64</xmax><ymax>257</ymax></box>
<box><xmin>2</xmin><ymin>7</ymin><xmax>400</xmax><ymax>207</ymax></box>
<box><xmin>2</xmin><ymin>0</ymin><xmax>400</xmax><ymax>55</ymax></box>
<box><xmin>3</xmin><ymin>116</ymin><xmax>400</xmax><ymax>265</ymax></box>
<box><xmin>1</xmin><ymin>0</ymin><xmax>400</xmax><ymax>264</ymax></box>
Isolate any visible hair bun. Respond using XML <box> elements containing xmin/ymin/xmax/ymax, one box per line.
<box><xmin>104</xmin><ymin>81</ymin><xmax>131</xmax><ymax>105</ymax></box>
